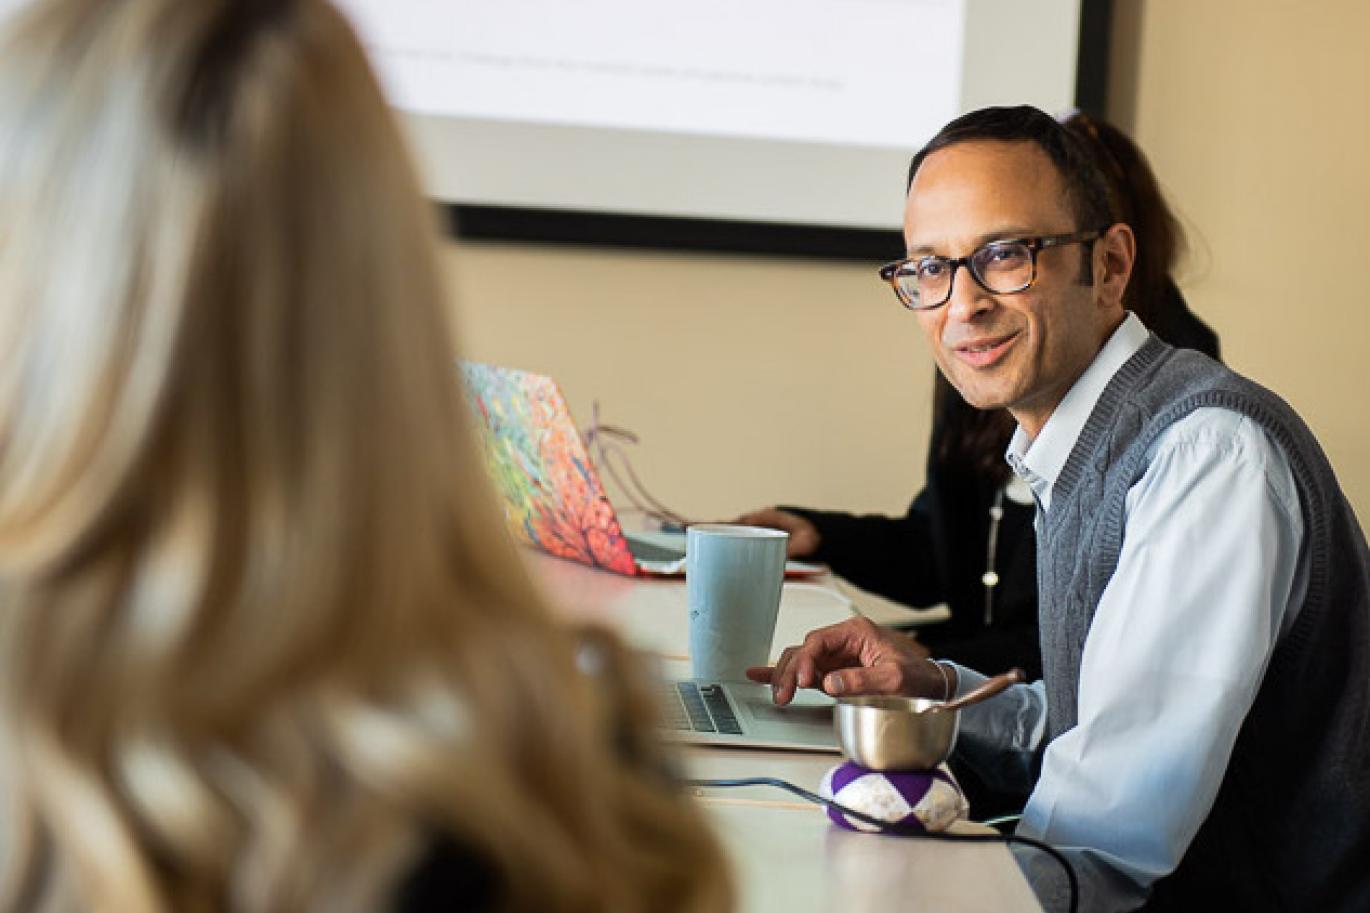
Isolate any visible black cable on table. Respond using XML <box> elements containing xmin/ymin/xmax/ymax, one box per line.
<box><xmin>687</xmin><ymin>776</ymin><xmax>1077</xmax><ymax>913</ymax></box>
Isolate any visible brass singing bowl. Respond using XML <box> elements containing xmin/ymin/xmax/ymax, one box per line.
<box><xmin>833</xmin><ymin>695</ymin><xmax>957</xmax><ymax>771</ymax></box>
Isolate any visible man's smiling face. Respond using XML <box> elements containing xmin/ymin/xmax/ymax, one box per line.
<box><xmin>903</xmin><ymin>139</ymin><xmax>1129</xmax><ymax>439</ymax></box>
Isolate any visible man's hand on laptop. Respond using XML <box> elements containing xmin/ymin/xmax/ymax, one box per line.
<box><xmin>745</xmin><ymin>616</ymin><xmax>945</xmax><ymax>706</ymax></box>
<box><xmin>735</xmin><ymin>507</ymin><xmax>821</xmax><ymax>558</ymax></box>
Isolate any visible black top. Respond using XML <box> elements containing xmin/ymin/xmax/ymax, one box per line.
<box><xmin>787</xmin><ymin>456</ymin><xmax>1040</xmax><ymax>676</ymax></box>
<box><xmin>788</xmin><ymin>290</ymin><xmax>1221</xmax><ymax>681</ymax></box>
<box><xmin>394</xmin><ymin>837</ymin><xmax>498</xmax><ymax>912</ymax></box>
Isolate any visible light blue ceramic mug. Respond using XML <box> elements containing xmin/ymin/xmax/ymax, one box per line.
<box><xmin>686</xmin><ymin>524</ymin><xmax>789</xmax><ymax>681</ymax></box>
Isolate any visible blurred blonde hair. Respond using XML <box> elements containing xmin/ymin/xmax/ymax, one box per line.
<box><xmin>0</xmin><ymin>1</ymin><xmax>731</xmax><ymax>912</ymax></box>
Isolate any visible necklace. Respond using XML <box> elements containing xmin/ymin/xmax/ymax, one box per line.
<box><xmin>982</xmin><ymin>478</ymin><xmax>1035</xmax><ymax>626</ymax></box>
<box><xmin>982</xmin><ymin>486</ymin><xmax>1005</xmax><ymax>626</ymax></box>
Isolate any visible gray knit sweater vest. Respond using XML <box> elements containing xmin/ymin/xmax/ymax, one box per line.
<box><xmin>1037</xmin><ymin>336</ymin><xmax>1370</xmax><ymax>912</ymax></box>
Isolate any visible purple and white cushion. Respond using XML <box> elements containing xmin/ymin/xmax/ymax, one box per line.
<box><xmin>819</xmin><ymin>761</ymin><xmax>969</xmax><ymax>833</ymax></box>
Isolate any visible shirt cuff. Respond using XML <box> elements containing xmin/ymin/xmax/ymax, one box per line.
<box><xmin>946</xmin><ymin>662</ymin><xmax>988</xmax><ymax>701</ymax></box>
<box><xmin>942</xmin><ymin>663</ymin><xmax>987</xmax><ymax>753</ymax></box>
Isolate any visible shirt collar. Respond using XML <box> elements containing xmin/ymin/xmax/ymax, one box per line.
<box><xmin>1005</xmin><ymin>312</ymin><xmax>1149</xmax><ymax>511</ymax></box>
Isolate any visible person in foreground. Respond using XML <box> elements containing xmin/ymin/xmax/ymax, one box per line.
<box><xmin>0</xmin><ymin>2</ymin><xmax>730</xmax><ymax>912</ymax></box>
<box><xmin>750</xmin><ymin>106</ymin><xmax>1370</xmax><ymax>912</ymax></box>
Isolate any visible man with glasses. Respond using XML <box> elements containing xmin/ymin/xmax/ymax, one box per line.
<box><xmin>750</xmin><ymin>106</ymin><xmax>1370</xmax><ymax>912</ymax></box>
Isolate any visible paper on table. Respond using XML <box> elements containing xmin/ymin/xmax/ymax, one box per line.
<box><xmin>637</xmin><ymin>557</ymin><xmax>827</xmax><ymax>578</ymax></box>
<box><xmin>832</xmin><ymin>576</ymin><xmax>951</xmax><ymax>628</ymax></box>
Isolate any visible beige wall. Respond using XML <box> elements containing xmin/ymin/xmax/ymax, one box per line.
<box><xmin>446</xmin><ymin>243</ymin><xmax>931</xmax><ymax>522</ymax></box>
<box><xmin>1111</xmin><ymin>0</ymin><xmax>1370</xmax><ymax>520</ymax></box>
<box><xmin>448</xmin><ymin>0</ymin><xmax>1370</xmax><ymax>525</ymax></box>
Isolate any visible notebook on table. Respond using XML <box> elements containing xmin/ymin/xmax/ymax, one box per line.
<box><xmin>460</xmin><ymin>361</ymin><xmax>823</xmax><ymax>579</ymax></box>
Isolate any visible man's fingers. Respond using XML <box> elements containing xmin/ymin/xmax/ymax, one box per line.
<box><xmin>800</xmin><ymin>617</ymin><xmax>880</xmax><ymax>663</ymax></box>
<box><xmin>766</xmin><ymin>644</ymin><xmax>828</xmax><ymax>706</ymax></box>
<box><xmin>772</xmin><ymin>645</ymin><xmax>797</xmax><ymax>682</ymax></box>
<box><xmin>767</xmin><ymin>646</ymin><xmax>800</xmax><ymax>705</ymax></box>
<box><xmin>790</xmin><ymin>652</ymin><xmax>822</xmax><ymax>691</ymax></box>
<box><xmin>777</xmin><ymin>649</ymin><xmax>824</xmax><ymax>706</ymax></box>
<box><xmin>822</xmin><ymin>660</ymin><xmax>909</xmax><ymax>698</ymax></box>
<box><xmin>760</xmin><ymin>618</ymin><xmax>879</xmax><ymax>704</ymax></box>
<box><xmin>745</xmin><ymin>665</ymin><xmax>774</xmax><ymax>684</ymax></box>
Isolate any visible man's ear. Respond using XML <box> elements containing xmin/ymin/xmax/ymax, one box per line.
<box><xmin>1095</xmin><ymin>222</ymin><xmax>1136</xmax><ymax>309</ymax></box>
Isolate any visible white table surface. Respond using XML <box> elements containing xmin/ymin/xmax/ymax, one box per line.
<box><xmin>529</xmin><ymin>552</ymin><xmax>1043</xmax><ymax>913</ymax></box>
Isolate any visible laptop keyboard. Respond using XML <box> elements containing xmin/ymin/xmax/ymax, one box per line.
<box><xmin>662</xmin><ymin>682</ymin><xmax>743</xmax><ymax>735</ymax></box>
<box><xmin>626</xmin><ymin>537</ymin><xmax>687</xmax><ymax>562</ymax></box>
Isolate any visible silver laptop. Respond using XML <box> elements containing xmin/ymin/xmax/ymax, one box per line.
<box><xmin>660</xmin><ymin>679</ymin><xmax>840</xmax><ymax>752</ymax></box>
<box><xmin>461</xmin><ymin>362</ymin><xmax>826</xmax><ymax>577</ymax></box>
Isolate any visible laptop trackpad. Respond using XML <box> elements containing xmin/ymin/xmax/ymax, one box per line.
<box><xmin>730</xmin><ymin>684</ymin><xmax>837</xmax><ymax>747</ymax></box>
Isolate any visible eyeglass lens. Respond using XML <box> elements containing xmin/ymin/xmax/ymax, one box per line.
<box><xmin>896</xmin><ymin>240</ymin><xmax>1034</xmax><ymax>308</ymax></box>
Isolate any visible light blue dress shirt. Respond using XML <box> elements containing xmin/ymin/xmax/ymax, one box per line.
<box><xmin>949</xmin><ymin>314</ymin><xmax>1308</xmax><ymax>913</ymax></box>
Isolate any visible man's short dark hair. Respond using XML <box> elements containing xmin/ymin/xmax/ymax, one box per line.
<box><xmin>906</xmin><ymin>105</ymin><xmax>1114</xmax><ymax>236</ymax></box>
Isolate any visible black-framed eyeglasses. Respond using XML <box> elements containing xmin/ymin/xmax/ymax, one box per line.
<box><xmin>877</xmin><ymin>230</ymin><xmax>1102</xmax><ymax>310</ymax></box>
